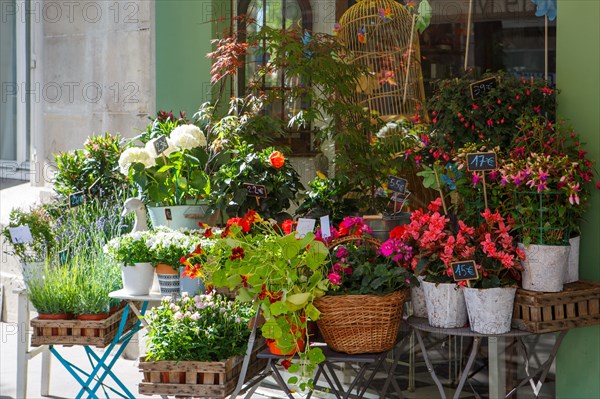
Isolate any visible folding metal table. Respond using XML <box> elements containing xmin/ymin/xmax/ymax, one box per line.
<box><xmin>407</xmin><ymin>316</ymin><xmax>568</xmax><ymax>399</ymax></box>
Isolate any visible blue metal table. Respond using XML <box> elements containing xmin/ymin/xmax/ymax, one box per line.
<box><xmin>46</xmin><ymin>290</ymin><xmax>160</xmax><ymax>399</ymax></box>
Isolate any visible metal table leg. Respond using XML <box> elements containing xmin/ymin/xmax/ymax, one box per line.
<box><xmin>452</xmin><ymin>337</ymin><xmax>482</xmax><ymax>399</ymax></box>
<box><xmin>415</xmin><ymin>328</ymin><xmax>447</xmax><ymax>399</ymax></box>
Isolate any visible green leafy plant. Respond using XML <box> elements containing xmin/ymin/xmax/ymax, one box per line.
<box><xmin>120</xmin><ymin>112</ymin><xmax>216</xmax><ymax>206</ymax></box>
<box><xmin>295</xmin><ymin>175</ymin><xmax>357</xmax><ymax>223</ymax></box>
<box><xmin>71</xmin><ymin>254</ymin><xmax>117</xmax><ymax>315</ymax></box>
<box><xmin>209</xmin><ymin>143</ymin><xmax>304</xmax><ymax>220</ymax></box>
<box><xmin>52</xmin><ymin>132</ymin><xmax>131</xmax><ymax>200</ymax></box>
<box><xmin>184</xmin><ymin>210</ymin><xmax>329</xmax><ymax>390</ymax></box>
<box><xmin>144</xmin><ymin>293</ymin><xmax>255</xmax><ymax>362</ymax></box>
<box><xmin>104</xmin><ymin>231</ymin><xmax>151</xmax><ymax>266</ymax></box>
<box><xmin>25</xmin><ymin>261</ymin><xmax>78</xmax><ymax>315</ymax></box>
<box><xmin>426</xmin><ymin>70</ymin><xmax>557</xmax><ymax>159</ymax></box>
<box><xmin>2</xmin><ymin>206</ymin><xmax>56</xmax><ymax>263</ymax></box>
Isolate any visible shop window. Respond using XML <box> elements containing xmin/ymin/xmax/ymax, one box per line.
<box><xmin>419</xmin><ymin>0</ymin><xmax>556</xmax><ymax>93</ymax></box>
<box><xmin>237</xmin><ymin>0</ymin><xmax>314</xmax><ymax>154</ymax></box>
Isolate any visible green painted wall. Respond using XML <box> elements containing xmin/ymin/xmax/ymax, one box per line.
<box><xmin>556</xmin><ymin>1</ymin><xmax>600</xmax><ymax>398</ymax></box>
<box><xmin>155</xmin><ymin>0</ymin><xmax>217</xmax><ymax>116</ymax></box>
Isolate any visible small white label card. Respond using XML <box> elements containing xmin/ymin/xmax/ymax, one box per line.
<box><xmin>9</xmin><ymin>225</ymin><xmax>33</xmax><ymax>244</ymax></box>
<box><xmin>320</xmin><ymin>215</ymin><xmax>332</xmax><ymax>238</ymax></box>
<box><xmin>295</xmin><ymin>218</ymin><xmax>316</xmax><ymax>238</ymax></box>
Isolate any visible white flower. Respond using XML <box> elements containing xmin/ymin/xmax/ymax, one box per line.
<box><xmin>170</xmin><ymin>124</ymin><xmax>206</xmax><ymax>150</ymax></box>
<box><xmin>118</xmin><ymin>147</ymin><xmax>155</xmax><ymax>175</ymax></box>
<box><xmin>190</xmin><ymin>312</ymin><xmax>200</xmax><ymax>321</ymax></box>
<box><xmin>145</xmin><ymin>137</ymin><xmax>176</xmax><ymax>158</ymax></box>
<box><xmin>174</xmin><ymin>311</ymin><xmax>183</xmax><ymax>320</ymax></box>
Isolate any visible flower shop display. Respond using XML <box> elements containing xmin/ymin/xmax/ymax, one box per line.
<box><xmin>183</xmin><ymin>210</ymin><xmax>330</xmax><ymax>390</ymax></box>
<box><xmin>119</xmin><ymin>111</ymin><xmax>218</xmax><ymax>229</ymax></box>
<box><xmin>314</xmin><ymin>217</ymin><xmax>416</xmax><ymax>354</ymax></box>
<box><xmin>138</xmin><ymin>293</ymin><xmax>267</xmax><ymax>398</ymax></box>
<box><xmin>499</xmin><ymin>116</ymin><xmax>598</xmax><ymax>292</ymax></box>
<box><xmin>105</xmin><ymin>231</ymin><xmax>154</xmax><ymax>295</ymax></box>
<box><xmin>209</xmin><ymin>143</ymin><xmax>304</xmax><ymax>221</ymax></box>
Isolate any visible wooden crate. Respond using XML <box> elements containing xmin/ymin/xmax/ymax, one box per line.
<box><xmin>512</xmin><ymin>281</ymin><xmax>600</xmax><ymax>333</ymax></box>
<box><xmin>138</xmin><ymin>340</ymin><xmax>268</xmax><ymax>398</ymax></box>
<box><xmin>31</xmin><ymin>305</ymin><xmax>139</xmax><ymax>348</ymax></box>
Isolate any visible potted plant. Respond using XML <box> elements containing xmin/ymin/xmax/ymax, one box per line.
<box><xmin>461</xmin><ymin>209</ymin><xmax>524</xmax><ymax>334</ymax></box>
<box><xmin>146</xmin><ymin>227</ymin><xmax>203</xmax><ymax>295</ymax></box>
<box><xmin>295</xmin><ymin>175</ymin><xmax>358</xmax><ymax>224</ymax></box>
<box><xmin>315</xmin><ymin>216</ymin><xmax>416</xmax><ymax>354</ymax></box>
<box><xmin>182</xmin><ymin>210</ymin><xmax>330</xmax><ymax>391</ymax></box>
<box><xmin>138</xmin><ymin>293</ymin><xmax>263</xmax><ymax>397</ymax></box>
<box><xmin>499</xmin><ymin>116</ymin><xmax>598</xmax><ymax>292</ymax></box>
<box><xmin>209</xmin><ymin>143</ymin><xmax>304</xmax><ymax>221</ymax></box>
<box><xmin>25</xmin><ymin>260</ymin><xmax>77</xmax><ymax>319</ymax></box>
<box><xmin>104</xmin><ymin>231</ymin><xmax>154</xmax><ymax>296</ymax></box>
<box><xmin>118</xmin><ymin>111</ymin><xmax>218</xmax><ymax>229</ymax></box>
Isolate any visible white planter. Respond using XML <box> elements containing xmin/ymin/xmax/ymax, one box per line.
<box><xmin>463</xmin><ymin>287</ymin><xmax>516</xmax><ymax>334</ymax></box>
<box><xmin>564</xmin><ymin>236</ymin><xmax>580</xmax><ymax>284</ymax></box>
<box><xmin>147</xmin><ymin>204</ymin><xmax>217</xmax><ymax>230</ymax></box>
<box><xmin>410</xmin><ymin>276</ymin><xmax>428</xmax><ymax>318</ymax></box>
<box><xmin>422</xmin><ymin>281</ymin><xmax>467</xmax><ymax>328</ymax></box>
<box><xmin>520</xmin><ymin>243</ymin><xmax>570</xmax><ymax>292</ymax></box>
<box><xmin>121</xmin><ymin>262</ymin><xmax>154</xmax><ymax>296</ymax></box>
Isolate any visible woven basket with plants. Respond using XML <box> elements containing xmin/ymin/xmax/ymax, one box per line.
<box><xmin>314</xmin><ymin>218</ymin><xmax>416</xmax><ymax>354</ymax></box>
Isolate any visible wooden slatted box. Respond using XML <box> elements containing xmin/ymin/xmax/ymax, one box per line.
<box><xmin>30</xmin><ymin>305</ymin><xmax>139</xmax><ymax>348</ymax></box>
<box><xmin>512</xmin><ymin>281</ymin><xmax>600</xmax><ymax>333</ymax></box>
<box><xmin>138</xmin><ymin>339</ymin><xmax>267</xmax><ymax>398</ymax></box>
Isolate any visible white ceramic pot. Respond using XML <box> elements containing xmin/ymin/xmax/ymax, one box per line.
<box><xmin>147</xmin><ymin>204</ymin><xmax>217</xmax><ymax>230</ymax></box>
<box><xmin>463</xmin><ymin>287</ymin><xmax>516</xmax><ymax>334</ymax></box>
<box><xmin>121</xmin><ymin>262</ymin><xmax>154</xmax><ymax>296</ymax></box>
<box><xmin>421</xmin><ymin>281</ymin><xmax>467</xmax><ymax>328</ymax></box>
<box><xmin>520</xmin><ymin>243</ymin><xmax>570</xmax><ymax>292</ymax></box>
<box><xmin>410</xmin><ymin>276</ymin><xmax>428</xmax><ymax>318</ymax></box>
<box><xmin>564</xmin><ymin>236</ymin><xmax>580</xmax><ymax>284</ymax></box>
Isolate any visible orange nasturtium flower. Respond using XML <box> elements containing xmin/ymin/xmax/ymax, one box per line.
<box><xmin>268</xmin><ymin>151</ymin><xmax>285</xmax><ymax>168</ymax></box>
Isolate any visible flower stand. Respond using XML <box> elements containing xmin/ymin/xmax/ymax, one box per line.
<box><xmin>138</xmin><ymin>340</ymin><xmax>267</xmax><ymax>398</ymax></box>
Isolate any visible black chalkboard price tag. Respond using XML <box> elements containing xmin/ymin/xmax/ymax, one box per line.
<box><xmin>153</xmin><ymin>135</ymin><xmax>169</xmax><ymax>156</ymax></box>
<box><xmin>243</xmin><ymin>183</ymin><xmax>267</xmax><ymax>198</ymax></box>
<box><xmin>451</xmin><ymin>260</ymin><xmax>479</xmax><ymax>282</ymax></box>
<box><xmin>69</xmin><ymin>191</ymin><xmax>85</xmax><ymax>207</ymax></box>
<box><xmin>470</xmin><ymin>77</ymin><xmax>498</xmax><ymax>100</ymax></box>
<box><xmin>388</xmin><ymin>176</ymin><xmax>407</xmax><ymax>194</ymax></box>
<box><xmin>467</xmin><ymin>152</ymin><xmax>498</xmax><ymax>171</ymax></box>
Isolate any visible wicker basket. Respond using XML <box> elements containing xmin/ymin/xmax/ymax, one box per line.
<box><xmin>314</xmin><ymin>290</ymin><xmax>408</xmax><ymax>354</ymax></box>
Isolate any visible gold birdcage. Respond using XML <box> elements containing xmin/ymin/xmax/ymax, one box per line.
<box><xmin>338</xmin><ymin>0</ymin><xmax>427</xmax><ymax>121</ymax></box>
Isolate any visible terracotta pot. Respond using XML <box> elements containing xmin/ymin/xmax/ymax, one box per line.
<box><xmin>156</xmin><ymin>263</ymin><xmax>179</xmax><ymax>274</ymax></box>
<box><xmin>38</xmin><ymin>313</ymin><xmax>68</xmax><ymax>320</ymax></box>
<box><xmin>77</xmin><ymin>313</ymin><xmax>109</xmax><ymax>321</ymax></box>
<box><xmin>266</xmin><ymin>318</ymin><xmax>306</xmax><ymax>356</ymax></box>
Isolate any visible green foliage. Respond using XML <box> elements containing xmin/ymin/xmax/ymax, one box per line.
<box><xmin>295</xmin><ymin>176</ymin><xmax>357</xmax><ymax>223</ymax></box>
<box><xmin>71</xmin><ymin>252</ymin><xmax>119</xmax><ymax>315</ymax></box>
<box><xmin>52</xmin><ymin>132</ymin><xmax>131</xmax><ymax>200</ymax></box>
<box><xmin>209</xmin><ymin>143</ymin><xmax>304</xmax><ymax>220</ymax></box>
<box><xmin>25</xmin><ymin>261</ymin><xmax>78</xmax><ymax>314</ymax></box>
<box><xmin>426</xmin><ymin>70</ymin><xmax>557</xmax><ymax>157</ymax></box>
<box><xmin>105</xmin><ymin>231</ymin><xmax>152</xmax><ymax>266</ymax></box>
<box><xmin>2</xmin><ymin>206</ymin><xmax>55</xmax><ymax>263</ymax></box>
<box><xmin>144</xmin><ymin>294</ymin><xmax>254</xmax><ymax>362</ymax></box>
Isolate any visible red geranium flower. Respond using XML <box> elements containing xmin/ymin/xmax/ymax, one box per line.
<box><xmin>268</xmin><ymin>151</ymin><xmax>285</xmax><ymax>168</ymax></box>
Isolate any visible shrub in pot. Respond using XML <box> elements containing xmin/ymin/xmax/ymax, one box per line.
<box><xmin>105</xmin><ymin>231</ymin><xmax>154</xmax><ymax>295</ymax></box>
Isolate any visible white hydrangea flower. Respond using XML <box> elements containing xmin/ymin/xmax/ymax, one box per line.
<box><xmin>118</xmin><ymin>147</ymin><xmax>155</xmax><ymax>175</ymax></box>
<box><xmin>145</xmin><ymin>137</ymin><xmax>176</xmax><ymax>158</ymax></box>
<box><xmin>170</xmin><ymin>124</ymin><xmax>206</xmax><ymax>150</ymax></box>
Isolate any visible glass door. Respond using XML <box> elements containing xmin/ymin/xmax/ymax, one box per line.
<box><xmin>1</xmin><ymin>0</ymin><xmax>29</xmax><ymax>176</ymax></box>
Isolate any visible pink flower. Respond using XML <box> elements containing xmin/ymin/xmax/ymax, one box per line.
<box><xmin>472</xmin><ymin>173</ymin><xmax>481</xmax><ymax>186</ymax></box>
<box><xmin>328</xmin><ymin>272</ymin><xmax>342</xmax><ymax>285</ymax></box>
<box><xmin>335</xmin><ymin>246</ymin><xmax>348</xmax><ymax>259</ymax></box>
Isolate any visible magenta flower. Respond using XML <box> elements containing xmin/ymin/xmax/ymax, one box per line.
<box><xmin>327</xmin><ymin>272</ymin><xmax>342</xmax><ymax>285</ymax></box>
<box><xmin>335</xmin><ymin>246</ymin><xmax>348</xmax><ymax>259</ymax></box>
<box><xmin>471</xmin><ymin>173</ymin><xmax>481</xmax><ymax>186</ymax></box>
